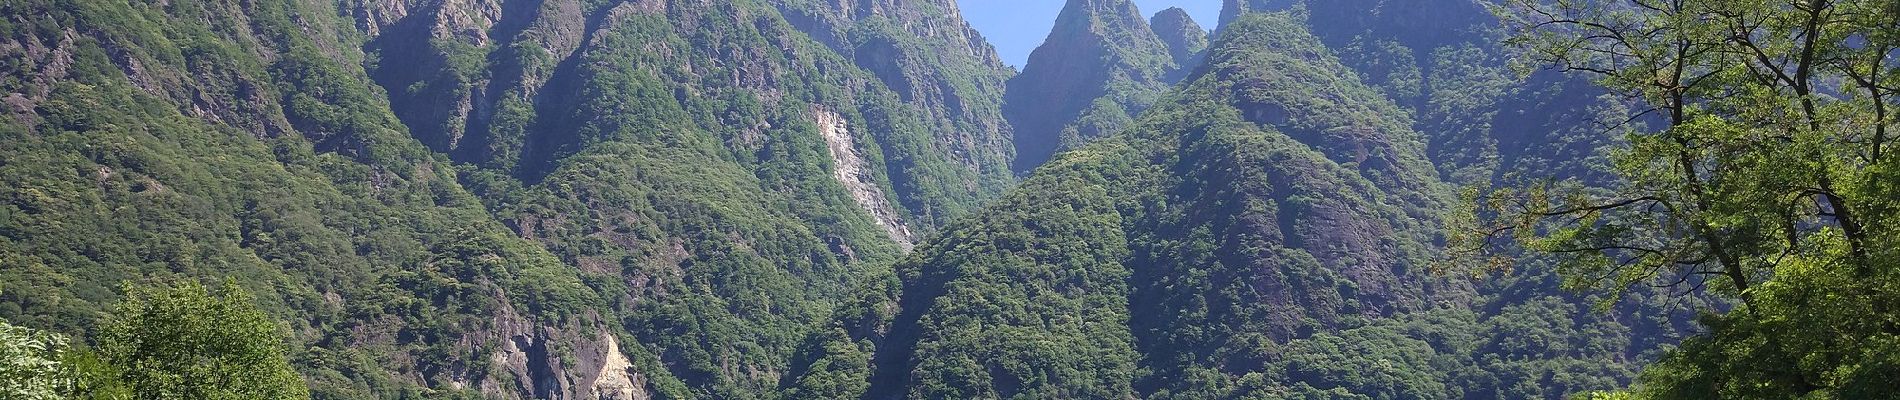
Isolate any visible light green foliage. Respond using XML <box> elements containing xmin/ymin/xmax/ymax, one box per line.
<box><xmin>1476</xmin><ymin>0</ymin><xmax>1900</xmax><ymax>397</ymax></box>
<box><xmin>0</xmin><ymin>319</ymin><xmax>68</xmax><ymax>400</ymax></box>
<box><xmin>59</xmin><ymin>348</ymin><xmax>132</xmax><ymax>400</ymax></box>
<box><xmin>98</xmin><ymin>282</ymin><xmax>308</xmax><ymax>400</ymax></box>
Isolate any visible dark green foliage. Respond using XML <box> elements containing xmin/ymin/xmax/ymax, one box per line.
<box><xmin>894</xmin><ymin>176</ymin><xmax>1140</xmax><ymax>399</ymax></box>
<box><xmin>1124</xmin><ymin>14</ymin><xmax>1449</xmax><ymax>396</ymax></box>
<box><xmin>780</xmin><ymin>327</ymin><xmax>873</xmax><ymax>399</ymax></box>
<box><xmin>1220</xmin><ymin>0</ymin><xmax>1624</xmax><ymax>186</ymax></box>
<box><xmin>471</xmin><ymin>2</ymin><xmax>957</xmax><ymax>395</ymax></box>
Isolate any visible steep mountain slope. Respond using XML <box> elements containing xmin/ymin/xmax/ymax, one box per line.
<box><xmin>771</xmin><ymin>0</ymin><xmax>1019</xmax><ymax>220</ymax></box>
<box><xmin>1218</xmin><ymin>0</ymin><xmax>1622</xmax><ymax>185</ymax></box>
<box><xmin>0</xmin><ymin>0</ymin><xmax>1712</xmax><ymax>399</ymax></box>
<box><xmin>1150</xmin><ymin>7</ymin><xmax>1209</xmax><ymax>68</ymax></box>
<box><xmin>779</xmin><ymin>9</ymin><xmax>1704</xmax><ymax>399</ymax></box>
<box><xmin>0</xmin><ymin>0</ymin><xmax>1020</xmax><ymax>398</ymax></box>
<box><xmin>363</xmin><ymin>0</ymin><xmax>1014</xmax><ymax>230</ymax></box>
<box><xmin>0</xmin><ymin>0</ymin><xmax>620</xmax><ymax>397</ymax></box>
<box><xmin>1002</xmin><ymin>0</ymin><xmax>1182</xmax><ymax>173</ymax></box>
<box><xmin>786</xmin><ymin>12</ymin><xmax>1451</xmax><ymax>398</ymax></box>
<box><xmin>1219</xmin><ymin>0</ymin><xmax>1298</xmax><ymax>27</ymax></box>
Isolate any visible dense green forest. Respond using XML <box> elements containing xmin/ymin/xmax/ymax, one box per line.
<box><xmin>0</xmin><ymin>0</ymin><xmax>1011</xmax><ymax>397</ymax></box>
<box><xmin>2</xmin><ymin>0</ymin><xmax>1897</xmax><ymax>399</ymax></box>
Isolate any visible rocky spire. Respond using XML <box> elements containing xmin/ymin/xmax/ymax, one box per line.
<box><xmin>1149</xmin><ymin>7</ymin><xmax>1208</xmax><ymax>67</ymax></box>
<box><xmin>1003</xmin><ymin>0</ymin><xmax>1176</xmax><ymax>173</ymax></box>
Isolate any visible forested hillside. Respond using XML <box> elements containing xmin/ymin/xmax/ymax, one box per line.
<box><xmin>0</xmin><ymin>0</ymin><xmax>1017</xmax><ymax>397</ymax></box>
<box><xmin>4</xmin><ymin>0</ymin><xmax>1897</xmax><ymax>399</ymax></box>
<box><xmin>779</xmin><ymin>8</ymin><xmax>1718</xmax><ymax>399</ymax></box>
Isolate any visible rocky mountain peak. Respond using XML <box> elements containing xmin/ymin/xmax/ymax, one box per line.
<box><xmin>1004</xmin><ymin>0</ymin><xmax>1177</xmax><ymax>173</ymax></box>
<box><xmin>1149</xmin><ymin>7</ymin><xmax>1208</xmax><ymax>67</ymax></box>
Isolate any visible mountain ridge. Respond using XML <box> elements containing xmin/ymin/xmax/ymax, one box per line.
<box><xmin>0</xmin><ymin>0</ymin><xmax>1721</xmax><ymax>399</ymax></box>
<box><xmin>1003</xmin><ymin>0</ymin><xmax>1180</xmax><ymax>173</ymax></box>
<box><xmin>0</xmin><ymin>0</ymin><xmax>1021</xmax><ymax>397</ymax></box>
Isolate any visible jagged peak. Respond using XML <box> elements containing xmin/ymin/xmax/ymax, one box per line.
<box><xmin>1151</xmin><ymin>6</ymin><xmax>1198</xmax><ymax>25</ymax></box>
<box><xmin>1043</xmin><ymin>0</ymin><xmax>1168</xmax><ymax>62</ymax></box>
<box><xmin>1149</xmin><ymin>7</ymin><xmax>1208</xmax><ymax>66</ymax></box>
<box><xmin>1005</xmin><ymin>0</ymin><xmax>1179</xmax><ymax>172</ymax></box>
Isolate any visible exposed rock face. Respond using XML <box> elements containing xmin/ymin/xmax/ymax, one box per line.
<box><xmin>769</xmin><ymin>0</ymin><xmax>1020</xmax><ymax>225</ymax></box>
<box><xmin>588</xmin><ymin>335</ymin><xmax>650</xmax><ymax>400</ymax></box>
<box><xmin>363</xmin><ymin>0</ymin><xmax>1016</xmax><ymax>226</ymax></box>
<box><xmin>0</xmin><ymin>0</ymin><xmax>643</xmax><ymax>398</ymax></box>
<box><xmin>0</xmin><ymin>26</ymin><xmax>76</xmax><ymax>125</ymax></box>
<box><xmin>1004</xmin><ymin>0</ymin><xmax>1180</xmax><ymax>173</ymax></box>
<box><xmin>480</xmin><ymin>323</ymin><xmax>651</xmax><ymax>400</ymax></box>
<box><xmin>0</xmin><ymin>0</ymin><xmax>1706</xmax><ymax>398</ymax></box>
<box><xmin>363</xmin><ymin>0</ymin><xmax>578</xmax><ymax>166</ymax></box>
<box><xmin>1149</xmin><ymin>7</ymin><xmax>1208</xmax><ymax>67</ymax></box>
<box><xmin>816</xmin><ymin>107</ymin><xmax>916</xmax><ymax>248</ymax></box>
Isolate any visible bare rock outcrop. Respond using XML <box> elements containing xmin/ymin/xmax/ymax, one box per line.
<box><xmin>816</xmin><ymin>107</ymin><xmax>916</xmax><ymax>248</ymax></box>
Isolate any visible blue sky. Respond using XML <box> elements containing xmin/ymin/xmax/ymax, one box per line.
<box><xmin>960</xmin><ymin>1</ymin><xmax>1222</xmax><ymax>68</ymax></box>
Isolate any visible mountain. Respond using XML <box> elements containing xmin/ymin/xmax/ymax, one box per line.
<box><xmin>0</xmin><ymin>0</ymin><xmax>619</xmax><ymax>396</ymax></box>
<box><xmin>0</xmin><ymin>0</ymin><xmax>1018</xmax><ymax>398</ymax></box>
<box><xmin>770</xmin><ymin>0</ymin><xmax>1020</xmax><ymax>225</ymax></box>
<box><xmin>787</xmin><ymin>11</ymin><xmax>1549</xmax><ymax>399</ymax></box>
<box><xmin>773</xmin><ymin>5</ymin><xmax>1707</xmax><ymax>399</ymax></box>
<box><xmin>767</xmin><ymin>0</ymin><xmax>1018</xmax><ymax>212</ymax></box>
<box><xmin>0</xmin><ymin>0</ymin><xmax>1721</xmax><ymax>399</ymax></box>
<box><xmin>1215</xmin><ymin>0</ymin><xmax>1621</xmax><ymax>185</ymax></box>
<box><xmin>1219</xmin><ymin>0</ymin><xmax>1298</xmax><ymax>27</ymax></box>
<box><xmin>1002</xmin><ymin>0</ymin><xmax>1182</xmax><ymax>173</ymax></box>
<box><xmin>1150</xmin><ymin>7</ymin><xmax>1210</xmax><ymax>68</ymax></box>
